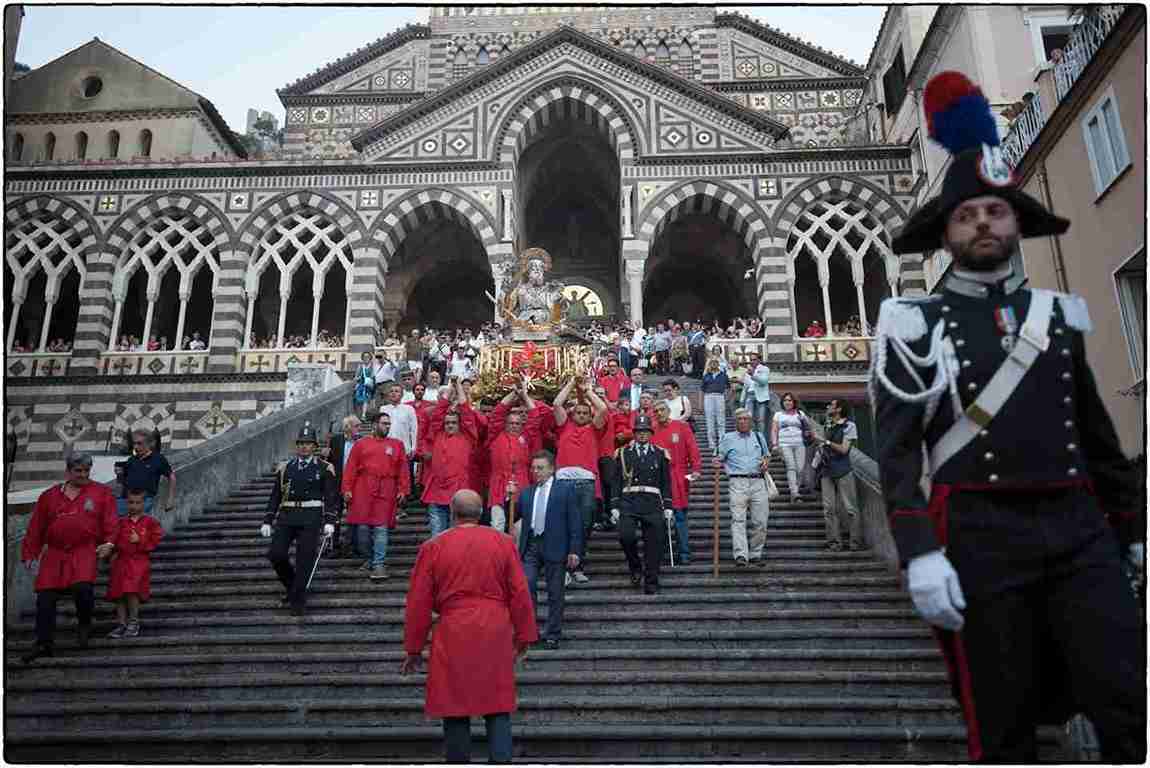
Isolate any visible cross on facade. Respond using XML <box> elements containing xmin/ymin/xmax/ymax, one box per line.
<box><xmin>202</xmin><ymin>409</ymin><xmax>228</xmax><ymax>435</ymax></box>
<box><xmin>112</xmin><ymin>357</ymin><xmax>134</xmax><ymax>375</ymax></box>
<box><xmin>806</xmin><ymin>343</ymin><xmax>831</xmax><ymax>362</ymax></box>
<box><xmin>180</xmin><ymin>356</ymin><xmax>199</xmax><ymax>374</ymax></box>
<box><xmin>40</xmin><ymin>358</ymin><xmax>61</xmax><ymax>376</ymax></box>
<box><xmin>98</xmin><ymin>196</ymin><xmax>117</xmax><ymax>212</ymax></box>
<box><xmin>60</xmin><ymin>414</ymin><xmax>85</xmax><ymax>439</ymax></box>
<box><xmin>248</xmin><ymin>355</ymin><xmax>270</xmax><ymax>373</ymax></box>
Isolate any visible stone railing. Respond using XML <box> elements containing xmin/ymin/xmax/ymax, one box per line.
<box><xmin>5</xmin><ymin>380</ymin><xmax>356</xmax><ymax>623</ymax></box>
<box><xmin>847</xmin><ymin>448</ymin><xmax>900</xmax><ymax>572</ymax></box>
<box><xmin>4</xmin><ymin>351</ymin><xmax>73</xmax><ymax>378</ymax></box>
<box><xmin>238</xmin><ymin>347</ymin><xmax>352</xmax><ymax>374</ymax></box>
<box><xmin>1001</xmin><ymin>92</ymin><xmax>1046</xmax><ymax>169</ymax></box>
<box><xmin>795</xmin><ymin>336</ymin><xmax>872</xmax><ymax>364</ymax></box>
<box><xmin>1054</xmin><ymin>6</ymin><xmax>1127</xmax><ymax>101</ymax></box>
<box><xmin>711</xmin><ymin>338</ymin><xmax>769</xmax><ymax>365</ymax></box>
<box><xmin>98</xmin><ymin>350</ymin><xmax>210</xmax><ymax>376</ymax></box>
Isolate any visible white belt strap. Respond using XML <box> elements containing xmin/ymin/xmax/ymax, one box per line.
<box><xmin>929</xmin><ymin>290</ymin><xmax>1054</xmax><ymax>472</ymax></box>
<box><xmin>623</xmin><ymin>485</ymin><xmax>662</xmax><ymax>495</ymax></box>
<box><xmin>282</xmin><ymin>500</ymin><xmax>324</xmax><ymax>508</ymax></box>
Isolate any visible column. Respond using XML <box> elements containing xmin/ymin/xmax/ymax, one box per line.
<box><xmin>817</xmin><ymin>256</ymin><xmax>832</xmax><ymax>334</ymax></box>
<box><xmin>487</xmin><ymin>242</ymin><xmax>514</xmax><ymax>324</ymax></box>
<box><xmin>6</xmin><ymin>299</ymin><xmax>23</xmax><ymax>351</ymax></box>
<box><xmin>501</xmin><ymin>189</ymin><xmax>514</xmax><ymax>242</ymax></box>
<box><xmin>625</xmin><ymin>259</ymin><xmax>644</xmax><ymax>327</ymax></box>
<box><xmin>276</xmin><ymin>271</ymin><xmax>290</xmax><ymax>348</ymax></box>
<box><xmin>621</xmin><ymin>184</ymin><xmax>634</xmax><ymax>238</ymax></box>
<box><xmin>851</xmin><ymin>258</ymin><xmax>867</xmax><ymax>337</ymax></box>
<box><xmin>71</xmin><ymin>248</ymin><xmax>117</xmax><ymax>374</ymax></box>
<box><xmin>174</xmin><ymin>272</ymin><xmax>190</xmax><ymax>351</ymax></box>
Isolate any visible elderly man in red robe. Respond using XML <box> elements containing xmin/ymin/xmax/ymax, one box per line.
<box><xmin>343</xmin><ymin>411</ymin><xmax>411</xmax><ymax>580</ymax></box>
<box><xmin>420</xmin><ymin>379</ymin><xmax>481</xmax><ymax>538</ymax></box>
<box><xmin>402</xmin><ymin>489</ymin><xmax>538</xmax><ymax>764</ymax></box>
<box><xmin>652</xmin><ymin>400</ymin><xmax>702</xmax><ymax>565</ymax></box>
<box><xmin>20</xmin><ymin>452</ymin><xmax>119</xmax><ymax>663</ymax></box>
<box><xmin>486</xmin><ymin>389</ymin><xmax>532</xmax><ymax>535</ymax></box>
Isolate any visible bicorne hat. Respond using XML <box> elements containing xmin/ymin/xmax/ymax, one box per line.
<box><xmin>296</xmin><ymin>421</ymin><xmax>319</xmax><ymax>444</ymax></box>
<box><xmin>633</xmin><ymin>415</ymin><xmax>654</xmax><ymax>433</ymax></box>
<box><xmin>891</xmin><ymin>72</ymin><xmax>1069</xmax><ymax>255</ymax></box>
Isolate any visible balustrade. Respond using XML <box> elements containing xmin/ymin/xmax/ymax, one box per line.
<box><xmin>99</xmin><ymin>350</ymin><xmax>210</xmax><ymax>376</ymax></box>
<box><xmin>4</xmin><ymin>351</ymin><xmax>73</xmax><ymax>378</ymax></box>
<box><xmin>1054</xmin><ymin>6</ymin><xmax>1127</xmax><ymax>102</ymax></box>
<box><xmin>1001</xmin><ymin>93</ymin><xmax>1046</xmax><ymax>169</ymax></box>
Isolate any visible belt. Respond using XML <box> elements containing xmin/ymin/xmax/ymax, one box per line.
<box><xmin>728</xmin><ymin>474</ymin><xmax>763</xmax><ymax>479</ymax></box>
<box><xmin>282</xmin><ymin>500</ymin><xmax>324</xmax><ymax>508</ymax></box>
<box><xmin>623</xmin><ymin>485</ymin><xmax>661</xmax><ymax>495</ymax></box>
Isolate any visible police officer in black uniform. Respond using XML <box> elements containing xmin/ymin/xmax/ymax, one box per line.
<box><xmin>260</xmin><ymin>422</ymin><xmax>338</xmax><ymax>616</ymax></box>
<box><xmin>610</xmin><ymin>415</ymin><xmax>673</xmax><ymax>595</ymax></box>
<box><xmin>871</xmin><ymin>72</ymin><xmax>1144</xmax><ymax>761</ymax></box>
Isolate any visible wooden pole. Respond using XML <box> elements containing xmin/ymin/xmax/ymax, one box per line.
<box><xmin>712</xmin><ymin>462</ymin><xmax>721</xmax><ymax>578</ymax></box>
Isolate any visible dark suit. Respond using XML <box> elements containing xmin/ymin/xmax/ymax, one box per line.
<box><xmin>326</xmin><ymin>433</ymin><xmax>356</xmax><ymax>553</ymax></box>
<box><xmin>517</xmin><ymin>478</ymin><xmax>584</xmax><ymax>641</ymax></box>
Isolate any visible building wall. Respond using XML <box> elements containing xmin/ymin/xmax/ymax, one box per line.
<box><xmin>1019</xmin><ymin>23</ymin><xmax>1145</xmax><ymax>456</ymax></box>
<box><xmin>7</xmin><ymin>113</ymin><xmax>231</xmax><ymax>162</ymax></box>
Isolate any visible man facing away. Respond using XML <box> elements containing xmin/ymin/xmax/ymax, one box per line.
<box><xmin>517</xmin><ymin>450</ymin><xmax>583</xmax><ymax>649</ymax></box>
<box><xmin>403</xmin><ymin>490</ymin><xmax>538</xmax><ymax>764</ymax></box>
<box><xmin>713</xmin><ymin>408</ymin><xmax>771</xmax><ymax>568</ymax></box>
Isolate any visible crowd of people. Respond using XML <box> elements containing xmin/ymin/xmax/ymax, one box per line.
<box><xmin>798</xmin><ymin>314</ymin><xmax>867</xmax><ymax>338</ymax></box>
<box><xmin>113</xmin><ymin>332</ymin><xmax>208</xmax><ymax>352</ymax></box>
<box><xmin>246</xmin><ymin>330</ymin><xmax>344</xmax><ymax>349</ymax></box>
<box><xmin>10</xmin><ymin>337</ymin><xmax>73</xmax><ymax>353</ymax></box>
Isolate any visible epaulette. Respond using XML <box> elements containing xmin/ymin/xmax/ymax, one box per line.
<box><xmin>275</xmin><ymin>461</ymin><xmax>288</xmax><ymax>473</ymax></box>
<box><xmin>1041</xmin><ymin>289</ymin><xmax>1093</xmax><ymax>333</ymax></box>
<box><xmin>874</xmin><ymin>296</ymin><xmax>934</xmax><ymax>343</ymax></box>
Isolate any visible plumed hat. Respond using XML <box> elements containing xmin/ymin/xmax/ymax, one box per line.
<box><xmin>891</xmin><ymin>72</ymin><xmax>1069</xmax><ymax>255</ymax></box>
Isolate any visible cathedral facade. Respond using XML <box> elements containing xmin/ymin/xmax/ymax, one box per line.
<box><xmin>4</xmin><ymin>7</ymin><xmax>924</xmax><ymax>482</ymax></box>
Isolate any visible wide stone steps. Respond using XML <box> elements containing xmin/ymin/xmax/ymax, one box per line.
<box><xmin>5</xmin><ymin>449</ymin><xmax>977</xmax><ymax>762</ymax></box>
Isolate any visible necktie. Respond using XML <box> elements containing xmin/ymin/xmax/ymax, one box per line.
<box><xmin>533</xmin><ymin>483</ymin><xmax>548</xmax><ymax>536</ymax></box>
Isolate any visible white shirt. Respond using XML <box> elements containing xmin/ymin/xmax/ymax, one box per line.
<box><xmin>774</xmin><ymin>410</ymin><xmax>806</xmax><ymax>447</ymax></box>
<box><xmin>448</xmin><ymin>357</ymin><xmax>471</xmax><ymax>380</ymax></box>
<box><xmin>532</xmin><ymin>477</ymin><xmax>553</xmax><ymax>535</ymax></box>
<box><xmin>423</xmin><ymin>386</ymin><xmax>441</xmax><ymax>402</ymax></box>
<box><xmin>374</xmin><ymin>359</ymin><xmax>397</xmax><ymax>383</ymax></box>
<box><xmin>665</xmin><ymin>395</ymin><xmax>690</xmax><ymax>421</ymax></box>
<box><xmin>341</xmin><ymin>436</ymin><xmax>357</xmax><ymax>469</ymax></box>
<box><xmin>401</xmin><ymin>390</ymin><xmax>416</xmax><ymax>404</ymax></box>
<box><xmin>382</xmin><ymin>402</ymin><xmax>419</xmax><ymax>456</ymax></box>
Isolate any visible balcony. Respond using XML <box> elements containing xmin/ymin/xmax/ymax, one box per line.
<box><xmin>1053</xmin><ymin>6</ymin><xmax>1127</xmax><ymax>102</ymax></box>
<box><xmin>1001</xmin><ymin>93</ymin><xmax>1046</xmax><ymax>170</ymax></box>
<box><xmin>5</xmin><ymin>351</ymin><xmax>73</xmax><ymax>378</ymax></box>
<box><xmin>100</xmin><ymin>350</ymin><xmax>210</xmax><ymax>376</ymax></box>
<box><xmin>795</xmin><ymin>336</ymin><xmax>872</xmax><ymax>364</ymax></box>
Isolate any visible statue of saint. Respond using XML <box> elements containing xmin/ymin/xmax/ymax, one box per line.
<box><xmin>500</xmin><ymin>248</ymin><xmax>565</xmax><ymax>329</ymax></box>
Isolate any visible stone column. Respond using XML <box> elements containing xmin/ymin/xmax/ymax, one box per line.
<box><xmin>501</xmin><ymin>189</ymin><xmax>514</xmax><ymax>243</ymax></box>
<box><xmin>206</xmin><ymin>247</ymin><xmax>248</xmax><ymax>374</ymax></box>
<box><xmin>625</xmin><ymin>259</ymin><xmax>644</xmax><ymax>327</ymax></box>
<box><xmin>620</xmin><ymin>184</ymin><xmax>634</xmax><ymax>238</ymax></box>
<box><xmin>70</xmin><ymin>248</ymin><xmax>117</xmax><ymax>375</ymax></box>
<box><xmin>487</xmin><ymin>242</ymin><xmax>514</xmax><ymax>324</ymax></box>
<box><xmin>851</xmin><ymin>257</ymin><xmax>867</xmax><ymax>336</ymax></box>
<box><xmin>817</xmin><ymin>256</ymin><xmax>833</xmax><ymax>333</ymax></box>
<box><xmin>346</xmin><ymin>244</ymin><xmax>387</xmax><ymax>362</ymax></box>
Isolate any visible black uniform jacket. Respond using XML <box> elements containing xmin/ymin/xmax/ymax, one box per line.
<box><xmin>264</xmin><ymin>456</ymin><xmax>339</xmax><ymax>527</ymax></box>
<box><xmin>610</xmin><ymin>442</ymin><xmax>673</xmax><ymax>511</ymax></box>
<box><xmin>873</xmin><ymin>278</ymin><xmax>1141</xmax><ymax>564</ymax></box>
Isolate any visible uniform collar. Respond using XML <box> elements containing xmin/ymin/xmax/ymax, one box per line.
<box><xmin>944</xmin><ymin>263</ymin><xmax>1018</xmax><ymax>298</ymax></box>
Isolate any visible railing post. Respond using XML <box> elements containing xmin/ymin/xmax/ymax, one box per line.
<box><xmin>712</xmin><ymin>463</ymin><xmax>721</xmax><ymax>578</ymax></box>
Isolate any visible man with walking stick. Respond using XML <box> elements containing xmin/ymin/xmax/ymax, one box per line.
<box><xmin>262</xmin><ymin>422</ymin><xmax>338</xmax><ymax>616</ymax></box>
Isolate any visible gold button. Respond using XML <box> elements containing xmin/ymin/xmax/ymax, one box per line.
<box><xmin>962</xmin><ymin>360</ymin><xmax>971</xmax><ymax>368</ymax></box>
<box><xmin>1061</xmin><ymin>372</ymin><xmax>1071</xmax><ymax>381</ymax></box>
<box><xmin>1067</xmin><ymin>467</ymin><xmax>1079</xmax><ymax>477</ymax></box>
<box><xmin>979</xmin><ymin>429</ymin><xmax>989</xmax><ymax>438</ymax></box>
<box><xmin>948</xmin><ymin>321</ymin><xmax>958</xmax><ymax>329</ymax></box>
<box><xmin>1055</xmin><ymin>328</ymin><xmax>1064</xmax><ymax>336</ymax></box>
<box><xmin>968</xmin><ymin>382</ymin><xmax>978</xmax><ymax>392</ymax></box>
<box><xmin>1063</xmin><ymin>396</ymin><xmax>1072</xmax><ymax>405</ymax></box>
<box><xmin>983</xmin><ymin>452</ymin><xmax>995</xmax><ymax>461</ymax></box>
<box><xmin>955</xmin><ymin>339</ymin><xmax>966</xmax><ymax>348</ymax></box>
<box><xmin>1061</xmin><ymin>348</ymin><xmax>1071</xmax><ymax>357</ymax></box>
<box><xmin>989</xmin><ymin>474</ymin><xmax>1000</xmax><ymax>483</ymax></box>
<box><xmin>1064</xmin><ymin>420</ymin><xmax>1074</xmax><ymax>429</ymax></box>
<box><xmin>942</xmin><ymin>306</ymin><xmax>951</xmax><ymax>314</ymax></box>
<box><xmin>1067</xmin><ymin>443</ymin><xmax>1077</xmax><ymax>451</ymax></box>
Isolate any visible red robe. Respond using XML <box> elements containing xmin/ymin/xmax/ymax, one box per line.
<box><xmin>470</xmin><ymin>410</ymin><xmax>490</xmax><ymax>504</ymax></box>
<box><xmin>597</xmin><ymin>370</ymin><xmax>632</xmax><ymax>403</ymax></box>
<box><xmin>106</xmin><ymin>514</ymin><xmax>164</xmax><ymax>601</ymax></box>
<box><xmin>611</xmin><ymin>411</ymin><xmax>635</xmax><ymax>450</ymax></box>
<box><xmin>420</xmin><ymin>402</ymin><xmax>480</xmax><ymax>505</ymax></box>
<box><xmin>524</xmin><ymin>402</ymin><xmax>554</xmax><ymax>455</ymax></box>
<box><xmin>652</xmin><ymin>419</ymin><xmax>702</xmax><ymax>509</ymax></box>
<box><xmin>598</xmin><ymin>409</ymin><xmax>619</xmax><ymax>459</ymax></box>
<box><xmin>411</xmin><ymin>400</ymin><xmax>433</xmax><ymax>485</ymax></box>
<box><xmin>487</xmin><ymin>431</ymin><xmax>531</xmax><ymax>507</ymax></box>
<box><xmin>404</xmin><ymin>525</ymin><xmax>538</xmax><ymax>717</ymax></box>
<box><xmin>22</xmin><ymin>482</ymin><xmax>118</xmax><ymax>592</ymax></box>
<box><xmin>343</xmin><ymin>435</ymin><xmax>412</xmax><ymax>528</ymax></box>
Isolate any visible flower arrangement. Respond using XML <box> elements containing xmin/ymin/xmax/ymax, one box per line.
<box><xmin>472</xmin><ymin>341</ymin><xmax>573</xmax><ymax>405</ymax></box>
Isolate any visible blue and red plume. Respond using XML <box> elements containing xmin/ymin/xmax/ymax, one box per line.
<box><xmin>923</xmin><ymin>71</ymin><xmax>1001</xmax><ymax>155</ymax></box>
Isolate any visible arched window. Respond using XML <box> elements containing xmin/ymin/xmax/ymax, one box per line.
<box><xmin>453</xmin><ymin>48</ymin><xmax>468</xmax><ymax>80</ymax></box>
<box><xmin>476</xmin><ymin>46</ymin><xmax>490</xmax><ymax>65</ymax></box>
<box><xmin>244</xmin><ymin>209</ymin><xmax>354</xmax><ymax>349</ymax></box>
<box><xmin>75</xmin><ymin>131</ymin><xmax>88</xmax><ymax>160</ymax></box>
<box><xmin>110</xmin><ymin>212</ymin><xmax>220</xmax><ymax>352</ymax></box>
<box><xmin>677</xmin><ymin>39</ymin><xmax>694</xmax><ymax>77</ymax></box>
<box><xmin>5</xmin><ymin>210</ymin><xmax>87</xmax><ymax>352</ymax></box>
<box><xmin>107</xmin><ymin>129</ymin><xmax>120</xmax><ymax>159</ymax></box>
<box><xmin>786</xmin><ymin>194</ymin><xmax>897</xmax><ymax>338</ymax></box>
<box><xmin>655</xmin><ymin>40</ymin><xmax>671</xmax><ymax>67</ymax></box>
<box><xmin>12</xmin><ymin>132</ymin><xmax>24</xmax><ymax>161</ymax></box>
<box><xmin>44</xmin><ymin>132</ymin><xmax>56</xmax><ymax>161</ymax></box>
<box><xmin>138</xmin><ymin>129</ymin><xmax>152</xmax><ymax>158</ymax></box>
<box><xmin>633</xmin><ymin>40</ymin><xmax>647</xmax><ymax>60</ymax></box>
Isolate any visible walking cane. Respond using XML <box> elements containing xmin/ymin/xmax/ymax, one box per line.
<box><xmin>712</xmin><ymin>463</ymin><xmax>721</xmax><ymax>578</ymax></box>
<box><xmin>306</xmin><ymin>531</ymin><xmax>332</xmax><ymax>591</ymax></box>
<box><xmin>665</xmin><ymin>511</ymin><xmax>675</xmax><ymax>569</ymax></box>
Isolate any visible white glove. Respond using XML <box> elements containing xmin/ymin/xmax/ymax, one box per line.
<box><xmin>25</xmin><ymin>560</ymin><xmax>39</xmax><ymax>575</ymax></box>
<box><xmin>664</xmin><ymin>509</ymin><xmax>674</xmax><ymax>522</ymax></box>
<box><xmin>260</xmin><ymin>524</ymin><xmax>272</xmax><ymax>538</ymax></box>
<box><xmin>610</xmin><ymin>509</ymin><xmax>620</xmax><ymax>525</ymax></box>
<box><xmin>906</xmin><ymin>549</ymin><xmax>966</xmax><ymax>631</ymax></box>
<box><xmin>323</xmin><ymin>523</ymin><xmax>335</xmax><ymax>536</ymax></box>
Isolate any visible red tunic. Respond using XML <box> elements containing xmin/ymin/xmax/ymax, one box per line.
<box><xmin>412</xmin><ymin>400</ymin><xmax>433</xmax><ymax>485</ymax></box>
<box><xmin>420</xmin><ymin>402</ymin><xmax>480</xmax><ymax>505</ymax></box>
<box><xmin>487</xmin><ymin>431</ymin><xmax>531</xmax><ymax>506</ymax></box>
<box><xmin>597</xmin><ymin>410</ymin><xmax>619</xmax><ymax>459</ymax></box>
<box><xmin>611</xmin><ymin>411</ymin><xmax>635</xmax><ymax>450</ymax></box>
<box><xmin>597</xmin><ymin>370</ymin><xmax>632</xmax><ymax>403</ymax></box>
<box><xmin>404</xmin><ymin>525</ymin><xmax>538</xmax><ymax>718</ymax></box>
<box><xmin>22</xmin><ymin>482</ymin><xmax>118</xmax><ymax>592</ymax></box>
<box><xmin>525</xmin><ymin>402</ymin><xmax>554</xmax><ymax>455</ymax></box>
<box><xmin>343</xmin><ymin>436</ymin><xmax>412</xmax><ymax>527</ymax></box>
<box><xmin>106</xmin><ymin>514</ymin><xmax>164</xmax><ymax>601</ymax></box>
<box><xmin>652</xmin><ymin>420</ymin><xmax>702</xmax><ymax>509</ymax></box>
<box><xmin>470</xmin><ymin>410</ymin><xmax>490</xmax><ymax>504</ymax></box>
<box><xmin>555</xmin><ymin>419</ymin><xmax>608</xmax><ymax>499</ymax></box>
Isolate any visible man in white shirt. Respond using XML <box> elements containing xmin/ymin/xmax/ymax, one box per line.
<box><xmin>627</xmin><ymin>324</ymin><xmax>646</xmax><ymax>376</ymax></box>
<box><xmin>742</xmin><ymin>352</ymin><xmax>772</xmax><ymax>437</ymax></box>
<box><xmin>381</xmin><ymin>383</ymin><xmax>419</xmax><ymax>460</ymax></box>
<box><xmin>373</xmin><ymin>353</ymin><xmax>397</xmax><ymax>387</ymax></box>
<box><xmin>423</xmin><ymin>370</ymin><xmax>443</xmax><ymax>402</ymax></box>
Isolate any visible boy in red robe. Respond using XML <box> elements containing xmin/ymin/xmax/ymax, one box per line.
<box><xmin>421</xmin><ymin>379</ymin><xmax>481</xmax><ymax>538</ymax></box>
<box><xmin>343</xmin><ymin>411</ymin><xmax>412</xmax><ymax>580</ymax></box>
<box><xmin>20</xmin><ymin>453</ymin><xmax>118</xmax><ymax>663</ymax></box>
<box><xmin>106</xmin><ymin>487</ymin><xmax>164</xmax><ymax>638</ymax></box>
<box><xmin>402</xmin><ymin>490</ymin><xmax>538</xmax><ymax>763</ymax></box>
<box><xmin>652</xmin><ymin>401</ymin><xmax>702</xmax><ymax>564</ymax></box>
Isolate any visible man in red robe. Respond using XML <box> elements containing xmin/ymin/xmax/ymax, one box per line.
<box><xmin>420</xmin><ymin>379</ymin><xmax>481</xmax><ymax>538</ymax></box>
<box><xmin>596</xmin><ymin>355</ymin><xmax>632</xmax><ymax>403</ymax></box>
<box><xmin>552</xmin><ymin>374</ymin><xmax>609</xmax><ymax>583</ymax></box>
<box><xmin>652</xmin><ymin>400</ymin><xmax>702</xmax><ymax>565</ymax></box>
<box><xmin>20</xmin><ymin>453</ymin><xmax>119</xmax><ymax>663</ymax></box>
<box><xmin>402</xmin><ymin>489</ymin><xmax>538</xmax><ymax>763</ymax></box>
<box><xmin>486</xmin><ymin>390</ymin><xmax>532</xmax><ymax>535</ymax></box>
<box><xmin>343</xmin><ymin>411</ymin><xmax>412</xmax><ymax>580</ymax></box>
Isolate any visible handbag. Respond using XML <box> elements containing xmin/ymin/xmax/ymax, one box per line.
<box><xmin>800</xmin><ymin>412</ymin><xmax>816</xmax><ymax>447</ymax></box>
<box><xmin>765</xmin><ymin>472</ymin><xmax>780</xmax><ymax>500</ymax></box>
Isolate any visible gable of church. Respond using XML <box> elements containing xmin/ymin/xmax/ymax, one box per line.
<box><xmin>301</xmin><ymin>38</ymin><xmax>430</xmax><ymax>96</ymax></box>
<box><xmin>352</xmin><ymin>28</ymin><xmax>788</xmax><ymax>164</ymax></box>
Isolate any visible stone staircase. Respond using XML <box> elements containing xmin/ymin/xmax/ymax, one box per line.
<box><xmin>5</xmin><ymin>380</ymin><xmax>1031</xmax><ymax>761</ymax></box>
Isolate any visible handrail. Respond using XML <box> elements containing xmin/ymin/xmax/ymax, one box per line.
<box><xmin>4</xmin><ymin>430</ymin><xmax>17</xmax><ymax>497</ymax></box>
<box><xmin>1053</xmin><ymin>6</ymin><xmax>1127</xmax><ymax>102</ymax></box>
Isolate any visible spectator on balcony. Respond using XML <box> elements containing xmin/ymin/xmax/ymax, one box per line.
<box><xmin>802</xmin><ymin>320</ymin><xmax>827</xmax><ymax>338</ymax></box>
<box><xmin>146</xmin><ymin>336</ymin><xmax>160</xmax><ymax>351</ymax></box>
<box><xmin>189</xmin><ymin>332</ymin><xmax>206</xmax><ymax>351</ymax></box>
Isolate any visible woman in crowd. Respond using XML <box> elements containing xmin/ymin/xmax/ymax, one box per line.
<box><xmin>700</xmin><ymin>358</ymin><xmax>729</xmax><ymax>454</ymax></box>
<box><xmin>354</xmin><ymin>351</ymin><xmax>377</xmax><ymax>419</ymax></box>
<box><xmin>770</xmin><ymin>392</ymin><xmax>813</xmax><ymax>499</ymax></box>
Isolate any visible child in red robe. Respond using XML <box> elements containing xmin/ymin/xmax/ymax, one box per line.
<box><xmin>106</xmin><ymin>488</ymin><xmax>164</xmax><ymax>639</ymax></box>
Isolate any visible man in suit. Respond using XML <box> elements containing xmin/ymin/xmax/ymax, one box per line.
<box><xmin>517</xmin><ymin>449</ymin><xmax>583</xmax><ymax>650</ymax></box>
<box><xmin>325</xmin><ymin>415</ymin><xmax>361</xmax><ymax>556</ymax></box>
